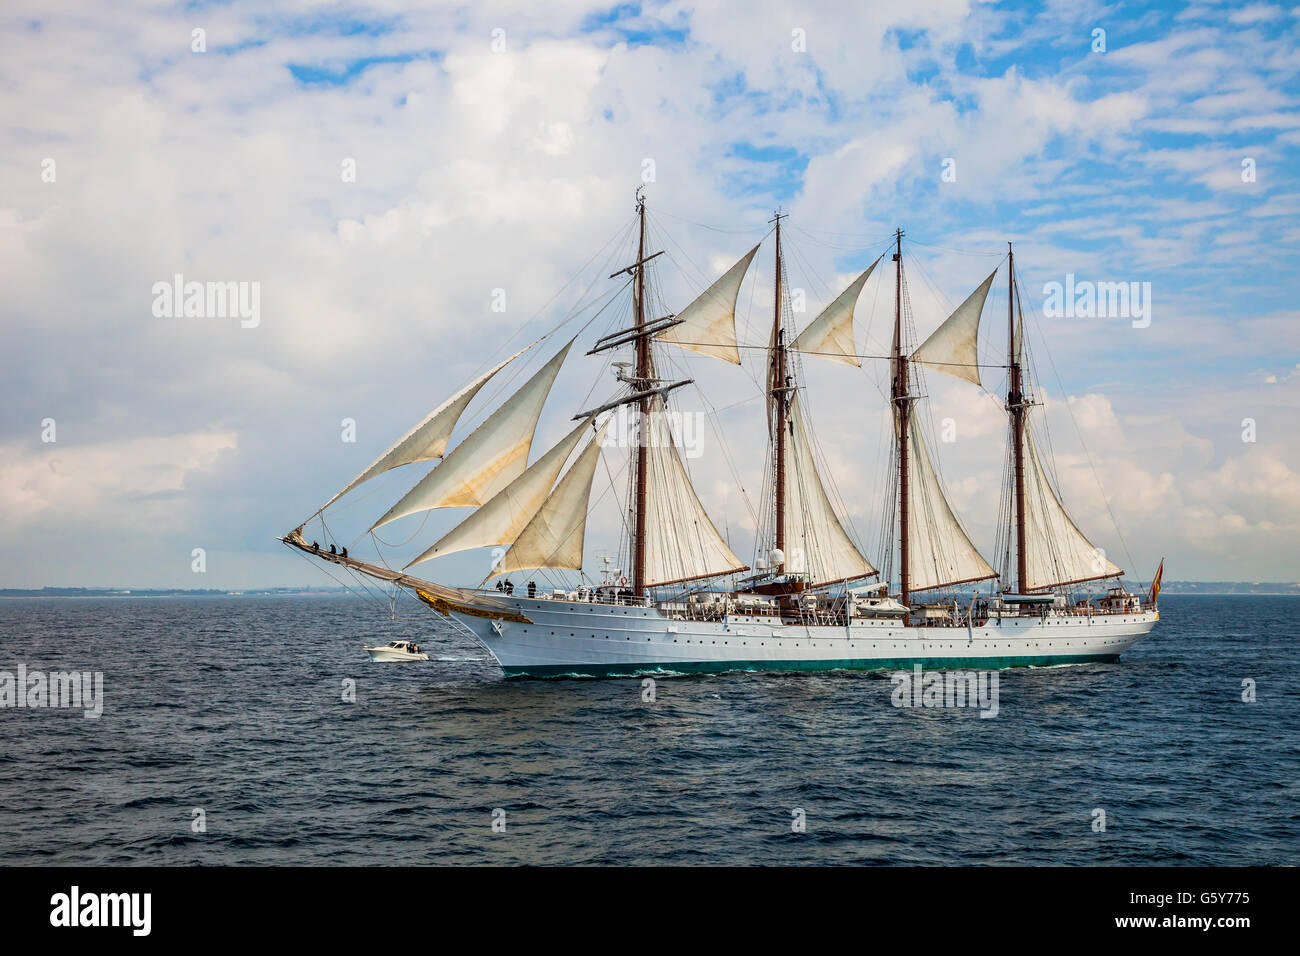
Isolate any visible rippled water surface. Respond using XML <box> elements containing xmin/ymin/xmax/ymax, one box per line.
<box><xmin>1</xmin><ymin>594</ymin><xmax>1296</xmax><ymax>865</ymax></box>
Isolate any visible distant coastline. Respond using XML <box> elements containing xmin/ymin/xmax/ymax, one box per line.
<box><xmin>0</xmin><ymin>587</ymin><xmax>347</xmax><ymax>600</ymax></box>
<box><xmin>2</xmin><ymin>582</ymin><xmax>1298</xmax><ymax>599</ymax></box>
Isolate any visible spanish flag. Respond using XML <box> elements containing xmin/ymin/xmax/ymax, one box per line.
<box><xmin>1146</xmin><ymin>558</ymin><xmax>1164</xmax><ymax>606</ymax></box>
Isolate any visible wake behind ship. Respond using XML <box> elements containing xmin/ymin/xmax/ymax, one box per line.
<box><xmin>282</xmin><ymin>191</ymin><xmax>1160</xmax><ymax>678</ymax></box>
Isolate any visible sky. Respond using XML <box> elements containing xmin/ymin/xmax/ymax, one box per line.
<box><xmin>1</xmin><ymin>0</ymin><xmax>1297</xmax><ymax>589</ymax></box>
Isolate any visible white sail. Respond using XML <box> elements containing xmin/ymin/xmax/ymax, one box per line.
<box><xmin>372</xmin><ymin>338</ymin><xmax>574</xmax><ymax>530</ymax></box>
<box><xmin>642</xmin><ymin>396</ymin><xmax>748</xmax><ymax>586</ymax></box>
<box><xmin>319</xmin><ymin>347</ymin><xmax>528</xmax><ymax>511</ymax></box>
<box><xmin>783</xmin><ymin>396</ymin><xmax>875</xmax><ymax>584</ymax></box>
<box><xmin>1020</xmin><ymin>422</ymin><xmax>1123</xmax><ymax>589</ymax></box>
<box><xmin>1012</xmin><ymin>294</ymin><xmax>1025</xmax><ymax>365</ymax></box>
<box><xmin>904</xmin><ymin>412</ymin><xmax>997</xmax><ymax>591</ymax></box>
<box><xmin>655</xmin><ymin>245</ymin><xmax>760</xmax><ymax>364</ymax></box>
<box><xmin>790</xmin><ymin>257</ymin><xmax>880</xmax><ymax>366</ymax></box>
<box><xmin>491</xmin><ymin>421</ymin><xmax>609</xmax><ymax>578</ymax></box>
<box><xmin>911</xmin><ymin>270</ymin><xmax>997</xmax><ymax>387</ymax></box>
<box><xmin>405</xmin><ymin>417</ymin><xmax>593</xmax><ymax>568</ymax></box>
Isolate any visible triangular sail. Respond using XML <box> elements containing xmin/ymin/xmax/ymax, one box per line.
<box><xmin>404</xmin><ymin>417</ymin><xmax>594</xmax><ymax>568</ymax></box>
<box><xmin>642</xmin><ymin>395</ymin><xmax>748</xmax><ymax>586</ymax></box>
<box><xmin>490</xmin><ymin>421</ymin><xmax>610</xmax><ymax>578</ymax></box>
<box><xmin>1020</xmin><ymin>421</ymin><xmax>1123</xmax><ymax>589</ymax></box>
<box><xmin>765</xmin><ymin>302</ymin><xmax>782</xmax><ymax>435</ymax></box>
<box><xmin>319</xmin><ymin>347</ymin><xmax>528</xmax><ymax>511</ymax></box>
<box><xmin>903</xmin><ymin>412</ymin><xmax>997</xmax><ymax>591</ymax></box>
<box><xmin>372</xmin><ymin>339</ymin><xmax>574</xmax><ymax>530</ymax></box>
<box><xmin>655</xmin><ymin>245</ymin><xmax>760</xmax><ymax>364</ymax></box>
<box><xmin>911</xmin><ymin>270</ymin><xmax>997</xmax><ymax>386</ymax></box>
<box><xmin>783</xmin><ymin>396</ymin><xmax>876</xmax><ymax>584</ymax></box>
<box><xmin>790</xmin><ymin>257</ymin><xmax>881</xmax><ymax>366</ymax></box>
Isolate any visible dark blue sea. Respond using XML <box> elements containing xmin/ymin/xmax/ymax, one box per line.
<box><xmin>0</xmin><ymin>594</ymin><xmax>1296</xmax><ymax>865</ymax></box>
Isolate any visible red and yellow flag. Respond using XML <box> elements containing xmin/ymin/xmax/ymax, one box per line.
<box><xmin>1146</xmin><ymin>559</ymin><xmax>1164</xmax><ymax>605</ymax></box>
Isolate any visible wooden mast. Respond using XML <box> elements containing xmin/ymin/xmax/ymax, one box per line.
<box><xmin>596</xmin><ymin>190</ymin><xmax>693</xmax><ymax>599</ymax></box>
<box><xmin>1007</xmin><ymin>242</ymin><xmax>1028</xmax><ymax>593</ymax></box>
<box><xmin>771</xmin><ymin>211</ymin><xmax>787</xmax><ymax>573</ymax></box>
<box><xmin>892</xmin><ymin>228</ymin><xmax>910</xmax><ymax>620</ymax></box>
<box><xmin>632</xmin><ymin>191</ymin><xmax>649</xmax><ymax>598</ymax></box>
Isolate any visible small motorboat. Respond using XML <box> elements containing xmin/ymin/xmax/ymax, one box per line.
<box><xmin>363</xmin><ymin>640</ymin><xmax>429</xmax><ymax>662</ymax></box>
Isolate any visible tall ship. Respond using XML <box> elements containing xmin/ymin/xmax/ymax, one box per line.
<box><xmin>283</xmin><ymin>192</ymin><xmax>1160</xmax><ymax>678</ymax></box>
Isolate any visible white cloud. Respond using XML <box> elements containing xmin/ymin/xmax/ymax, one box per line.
<box><xmin>0</xmin><ymin>0</ymin><xmax>1296</xmax><ymax>586</ymax></box>
<box><xmin>0</xmin><ymin>431</ymin><xmax>238</xmax><ymax>529</ymax></box>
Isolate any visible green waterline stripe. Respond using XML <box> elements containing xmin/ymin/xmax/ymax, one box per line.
<box><xmin>501</xmin><ymin>652</ymin><xmax>1122</xmax><ymax>679</ymax></box>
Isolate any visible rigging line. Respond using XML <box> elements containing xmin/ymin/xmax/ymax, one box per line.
<box><xmin>369</xmin><ymin>547</ymin><xmax>421</xmax><ymax>609</ymax></box>
<box><xmin>647</xmin><ymin>211</ymin><xmax>762</xmax><ymax>295</ymax></box>
<box><xmin>588</xmin><ymin>252</ymin><xmax>648</xmax><ymax>338</ymax></box>
<box><xmin>706</xmin><ymin>392</ymin><xmax>765</xmax><ymax>415</ymax></box>
<box><xmin>907</xmin><ymin>246</ymin><xmax>1009</xmax><ymax>330</ymax></box>
<box><xmin>906</xmin><ymin>236</ymin><xmax>1007</xmax><ymax>257</ymax></box>
<box><xmin>474</xmin><ymin>215</ymin><xmax>638</xmax><ymax>374</ymax></box>
<box><xmin>575</xmin><ymin>276</ymin><xmax>641</xmax><ymax>404</ymax></box>
<box><xmin>904</xmin><ymin>247</ymin><xmax>958</xmax><ymax>319</ymax></box>
<box><xmin>643</xmin><ymin>308</ymin><xmax>764</xmax><ymax>535</ymax></box>
<box><xmin>380</xmin><ymin>253</ymin><xmax>630</xmax><ymax>497</ymax></box>
<box><xmin>366</xmin><ymin>507</ymin><xmax>433</xmax><ymax>551</ymax></box>
<box><xmin>784</xmin><ymin>229</ymin><xmax>897</xmax><ymax>263</ymax></box>
<box><xmin>798</xmin><ymin>387</ymin><xmax>871</xmax><ymax>562</ymax></box>
<box><xmin>650</xmin><ymin>206</ymin><xmax>772</xmax><ymax>235</ymax></box>
<box><xmin>785</xmin><ymin>221</ymin><xmax>903</xmax><ymax>246</ymax></box>
<box><xmin>402</xmin><ymin>273</ymin><xmax>625</xmax><ymax>477</ymax></box>
<box><xmin>663</xmin><ymin>339</ymin><xmax>1012</xmax><ymax>367</ymax></box>
<box><xmin>736</xmin><ymin>261</ymin><xmax>771</xmax><ymax>396</ymax></box>
<box><xmin>311</xmin><ymin>265</ymin><xmax>620</xmax><ymax>527</ymax></box>
<box><xmin>861</xmin><ymin>252</ymin><xmax>896</xmax><ymax>355</ymax></box>
<box><xmin>780</xmin><ymin>229</ymin><xmax>833</xmax><ymax>304</ymax></box>
<box><xmin>311</xmin><ymin>464</ymin><xmax>425</xmax><ymax>523</ymax></box>
<box><xmin>522</xmin><ymin>444</ymin><xmax>629</xmax><ymax>593</ymax></box>
<box><xmin>911</xmin><ymin>366</ymin><xmax>981</xmax><ymax>555</ymax></box>
<box><xmin>461</xmin><ymin>216</ymin><xmax>639</xmax><ymax>408</ymax></box>
<box><xmin>321</xmin><ymin>514</ymin><xmax>409</xmax><ymax>602</ymax></box>
<box><xmin>687</xmin><ymin>386</ymin><xmax>761</xmax><ymax>529</ymax></box>
<box><xmin>313</xmin><ymin>520</ymin><xmax>394</xmax><ymax>607</ymax></box>
<box><xmin>496</xmin><ymin>436</ymin><xmax>625</xmax><ymax>582</ymax></box>
<box><xmin>753</xmin><ymin>424</ymin><xmax>774</xmax><ymax>561</ymax></box>
<box><xmin>868</xmin><ymin>403</ymin><xmax>892</xmax><ymax>574</ymax></box>
<box><xmin>285</xmin><ymin>547</ymin><xmax>388</xmax><ymax>608</ymax></box>
<box><xmin>648</xmin><ymin>214</ymin><xmax>772</xmax><ymax>385</ymax></box>
<box><xmin>597</xmin><ymin>440</ymin><xmax>631</xmax><ymax>545</ymax></box>
<box><xmin>1020</xmin><ymin>274</ymin><xmax>1139</xmax><ymax>585</ymax></box>
<box><xmin>995</xmin><ymin>423</ymin><xmax>1015</xmax><ymax>582</ymax></box>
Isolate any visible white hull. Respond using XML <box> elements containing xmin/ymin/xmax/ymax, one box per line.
<box><xmin>365</xmin><ymin>646</ymin><xmax>430</xmax><ymax>662</ymax></box>
<box><xmin>442</xmin><ymin>597</ymin><xmax>1157</xmax><ymax>678</ymax></box>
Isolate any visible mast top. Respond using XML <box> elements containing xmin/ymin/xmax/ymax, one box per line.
<box><xmin>769</xmin><ymin>208</ymin><xmax>787</xmax><ymax>226</ymax></box>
